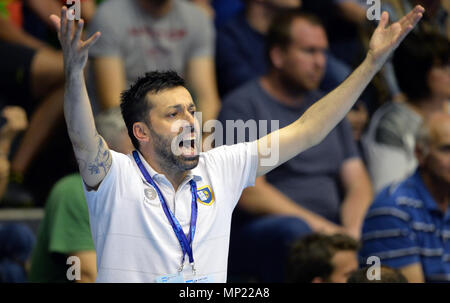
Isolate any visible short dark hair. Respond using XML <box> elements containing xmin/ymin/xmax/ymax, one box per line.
<box><xmin>266</xmin><ymin>10</ymin><xmax>324</xmax><ymax>68</ymax></box>
<box><xmin>393</xmin><ymin>32</ymin><xmax>450</xmax><ymax>102</ymax></box>
<box><xmin>286</xmin><ymin>233</ymin><xmax>360</xmax><ymax>283</ymax></box>
<box><xmin>347</xmin><ymin>265</ymin><xmax>408</xmax><ymax>283</ymax></box>
<box><xmin>120</xmin><ymin>71</ymin><xmax>186</xmax><ymax>150</ymax></box>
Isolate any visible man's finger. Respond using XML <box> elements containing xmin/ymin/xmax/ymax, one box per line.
<box><xmin>49</xmin><ymin>14</ymin><xmax>61</xmax><ymax>31</ymax></box>
<box><xmin>377</xmin><ymin>11</ymin><xmax>389</xmax><ymax>30</ymax></box>
<box><xmin>399</xmin><ymin>5</ymin><xmax>424</xmax><ymax>30</ymax></box>
<box><xmin>72</xmin><ymin>19</ymin><xmax>84</xmax><ymax>48</ymax></box>
<box><xmin>81</xmin><ymin>32</ymin><xmax>101</xmax><ymax>51</ymax></box>
<box><xmin>60</xmin><ymin>6</ymin><xmax>68</xmax><ymax>38</ymax></box>
<box><xmin>67</xmin><ymin>17</ymin><xmax>75</xmax><ymax>43</ymax></box>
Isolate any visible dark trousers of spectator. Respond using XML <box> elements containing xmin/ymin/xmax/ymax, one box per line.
<box><xmin>228</xmin><ymin>214</ymin><xmax>312</xmax><ymax>282</ymax></box>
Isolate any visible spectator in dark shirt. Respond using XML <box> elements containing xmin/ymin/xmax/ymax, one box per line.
<box><xmin>216</xmin><ymin>0</ymin><xmax>352</xmax><ymax>97</ymax></box>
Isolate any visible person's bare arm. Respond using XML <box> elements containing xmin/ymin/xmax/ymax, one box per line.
<box><xmin>25</xmin><ymin>0</ymin><xmax>61</xmax><ymax>28</ymax></box>
<box><xmin>339</xmin><ymin>158</ymin><xmax>373</xmax><ymax>239</ymax></box>
<box><xmin>92</xmin><ymin>57</ymin><xmax>126</xmax><ymax>110</ymax></box>
<box><xmin>70</xmin><ymin>250</ymin><xmax>97</xmax><ymax>283</ymax></box>
<box><xmin>256</xmin><ymin>6</ymin><xmax>424</xmax><ymax>177</ymax></box>
<box><xmin>240</xmin><ymin>176</ymin><xmax>346</xmax><ymax>235</ymax></box>
<box><xmin>0</xmin><ymin>106</ymin><xmax>28</xmax><ymax>199</ymax></box>
<box><xmin>399</xmin><ymin>263</ymin><xmax>426</xmax><ymax>283</ymax></box>
<box><xmin>0</xmin><ymin>18</ymin><xmax>48</xmax><ymax>49</ymax></box>
<box><xmin>336</xmin><ymin>0</ymin><xmax>367</xmax><ymax>25</ymax></box>
<box><xmin>185</xmin><ymin>57</ymin><xmax>221</xmax><ymax>125</ymax></box>
<box><xmin>50</xmin><ymin>7</ymin><xmax>108</xmax><ymax>188</ymax></box>
<box><xmin>80</xmin><ymin>0</ymin><xmax>97</xmax><ymax>23</ymax></box>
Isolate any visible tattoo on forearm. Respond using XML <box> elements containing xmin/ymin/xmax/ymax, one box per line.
<box><xmin>87</xmin><ymin>136</ymin><xmax>111</xmax><ymax>175</ymax></box>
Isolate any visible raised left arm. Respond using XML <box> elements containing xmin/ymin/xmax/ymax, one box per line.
<box><xmin>256</xmin><ymin>6</ymin><xmax>424</xmax><ymax>176</ymax></box>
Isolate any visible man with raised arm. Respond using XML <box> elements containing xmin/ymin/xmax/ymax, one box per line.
<box><xmin>49</xmin><ymin>5</ymin><xmax>424</xmax><ymax>282</ymax></box>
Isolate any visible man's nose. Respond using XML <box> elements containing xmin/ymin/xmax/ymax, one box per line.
<box><xmin>315</xmin><ymin>51</ymin><xmax>326</xmax><ymax>70</ymax></box>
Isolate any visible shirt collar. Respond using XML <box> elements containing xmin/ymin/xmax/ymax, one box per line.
<box><xmin>132</xmin><ymin>150</ymin><xmax>202</xmax><ymax>185</ymax></box>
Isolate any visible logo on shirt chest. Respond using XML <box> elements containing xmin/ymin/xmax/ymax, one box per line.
<box><xmin>196</xmin><ymin>185</ymin><xmax>215</xmax><ymax>206</ymax></box>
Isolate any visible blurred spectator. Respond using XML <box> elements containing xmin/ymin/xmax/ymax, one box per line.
<box><xmin>212</xmin><ymin>0</ymin><xmax>244</xmax><ymax>27</ymax></box>
<box><xmin>347</xmin><ymin>265</ymin><xmax>408</xmax><ymax>283</ymax></box>
<box><xmin>362</xmin><ymin>32</ymin><xmax>450</xmax><ymax>193</ymax></box>
<box><xmin>360</xmin><ymin>113</ymin><xmax>450</xmax><ymax>283</ymax></box>
<box><xmin>216</xmin><ymin>0</ymin><xmax>353</xmax><ymax>97</ymax></box>
<box><xmin>0</xmin><ymin>223</ymin><xmax>35</xmax><ymax>282</ymax></box>
<box><xmin>190</xmin><ymin>0</ymin><xmax>214</xmax><ymax>18</ymax></box>
<box><xmin>88</xmin><ymin>0</ymin><xmax>221</xmax><ymax>125</ymax></box>
<box><xmin>0</xmin><ymin>0</ymin><xmax>96</xmax><ymax>206</ymax></box>
<box><xmin>286</xmin><ymin>233</ymin><xmax>359</xmax><ymax>283</ymax></box>
<box><xmin>0</xmin><ymin>106</ymin><xmax>28</xmax><ymax>201</ymax></box>
<box><xmin>28</xmin><ymin>107</ymin><xmax>133</xmax><ymax>283</ymax></box>
<box><xmin>218</xmin><ymin>11</ymin><xmax>373</xmax><ymax>282</ymax></box>
<box><xmin>380</xmin><ymin>0</ymin><xmax>450</xmax><ymax>99</ymax></box>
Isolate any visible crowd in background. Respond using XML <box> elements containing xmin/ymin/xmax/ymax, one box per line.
<box><xmin>0</xmin><ymin>0</ymin><xmax>449</xmax><ymax>283</ymax></box>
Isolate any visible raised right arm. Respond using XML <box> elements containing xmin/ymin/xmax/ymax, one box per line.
<box><xmin>50</xmin><ymin>7</ymin><xmax>108</xmax><ymax>188</ymax></box>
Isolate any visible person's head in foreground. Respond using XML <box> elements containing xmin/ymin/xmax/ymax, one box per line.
<box><xmin>347</xmin><ymin>265</ymin><xmax>408</xmax><ymax>283</ymax></box>
<box><xmin>120</xmin><ymin>71</ymin><xmax>201</xmax><ymax>183</ymax></box>
<box><xmin>415</xmin><ymin>112</ymin><xmax>450</xmax><ymax>199</ymax></box>
<box><xmin>286</xmin><ymin>233</ymin><xmax>360</xmax><ymax>283</ymax></box>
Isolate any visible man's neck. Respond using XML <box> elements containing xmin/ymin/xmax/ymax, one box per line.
<box><xmin>260</xmin><ymin>73</ymin><xmax>307</xmax><ymax>107</ymax></box>
<box><xmin>141</xmin><ymin>150</ymin><xmax>188</xmax><ymax>192</ymax></box>
<box><xmin>245</xmin><ymin>3</ymin><xmax>274</xmax><ymax>34</ymax></box>
<box><xmin>420</xmin><ymin>169</ymin><xmax>450</xmax><ymax>213</ymax></box>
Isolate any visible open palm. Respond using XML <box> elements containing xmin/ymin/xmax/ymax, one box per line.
<box><xmin>49</xmin><ymin>6</ymin><xmax>101</xmax><ymax>74</ymax></box>
<box><xmin>368</xmin><ymin>5</ymin><xmax>424</xmax><ymax>66</ymax></box>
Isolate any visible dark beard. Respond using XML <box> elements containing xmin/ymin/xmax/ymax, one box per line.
<box><xmin>148</xmin><ymin>125</ymin><xmax>200</xmax><ymax>173</ymax></box>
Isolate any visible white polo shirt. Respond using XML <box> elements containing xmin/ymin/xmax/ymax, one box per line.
<box><xmin>83</xmin><ymin>141</ymin><xmax>258</xmax><ymax>283</ymax></box>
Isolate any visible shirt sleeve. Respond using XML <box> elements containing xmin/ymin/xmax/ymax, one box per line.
<box><xmin>203</xmin><ymin>141</ymin><xmax>258</xmax><ymax>209</ymax></box>
<box><xmin>82</xmin><ymin>150</ymin><xmax>130</xmax><ymax>217</ymax></box>
<box><xmin>48</xmin><ymin>178</ymin><xmax>95</xmax><ymax>255</ymax></box>
<box><xmin>360</xmin><ymin>202</ymin><xmax>420</xmax><ymax>269</ymax></box>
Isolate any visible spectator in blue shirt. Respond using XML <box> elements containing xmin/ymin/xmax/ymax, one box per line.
<box><xmin>360</xmin><ymin>112</ymin><xmax>450</xmax><ymax>283</ymax></box>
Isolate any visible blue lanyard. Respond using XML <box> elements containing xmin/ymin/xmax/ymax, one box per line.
<box><xmin>132</xmin><ymin>151</ymin><xmax>198</xmax><ymax>273</ymax></box>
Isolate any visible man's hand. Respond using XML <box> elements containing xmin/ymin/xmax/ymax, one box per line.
<box><xmin>49</xmin><ymin>6</ymin><xmax>101</xmax><ymax>75</ymax></box>
<box><xmin>367</xmin><ymin>5</ymin><xmax>424</xmax><ymax>67</ymax></box>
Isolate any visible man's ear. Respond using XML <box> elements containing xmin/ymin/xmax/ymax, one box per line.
<box><xmin>133</xmin><ymin>122</ymin><xmax>150</xmax><ymax>146</ymax></box>
<box><xmin>269</xmin><ymin>46</ymin><xmax>285</xmax><ymax>69</ymax></box>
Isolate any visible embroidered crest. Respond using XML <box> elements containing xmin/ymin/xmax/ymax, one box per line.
<box><xmin>196</xmin><ymin>186</ymin><xmax>215</xmax><ymax>206</ymax></box>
